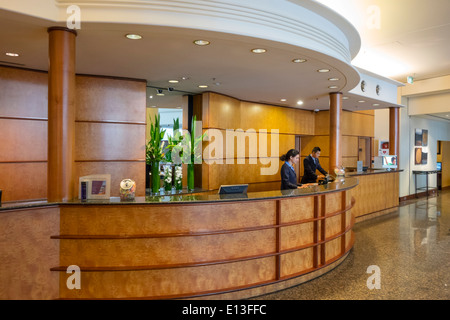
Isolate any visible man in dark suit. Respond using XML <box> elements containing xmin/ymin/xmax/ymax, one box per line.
<box><xmin>301</xmin><ymin>147</ymin><xmax>328</xmax><ymax>184</ymax></box>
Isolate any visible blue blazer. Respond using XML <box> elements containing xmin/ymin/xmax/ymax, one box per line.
<box><xmin>280</xmin><ymin>162</ymin><xmax>298</xmax><ymax>190</ymax></box>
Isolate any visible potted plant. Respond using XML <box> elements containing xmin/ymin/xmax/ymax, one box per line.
<box><xmin>187</xmin><ymin>115</ymin><xmax>207</xmax><ymax>191</ymax></box>
<box><xmin>165</xmin><ymin>118</ymin><xmax>183</xmax><ymax>191</ymax></box>
<box><xmin>146</xmin><ymin>114</ymin><xmax>166</xmax><ymax>194</ymax></box>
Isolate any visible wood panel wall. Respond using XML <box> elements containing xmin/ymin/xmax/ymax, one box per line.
<box><xmin>301</xmin><ymin>109</ymin><xmax>374</xmax><ymax>172</ymax></box>
<box><xmin>74</xmin><ymin>75</ymin><xmax>147</xmax><ymax>198</ymax></box>
<box><xmin>0</xmin><ymin>66</ymin><xmax>48</xmax><ymax>202</ymax></box>
<box><xmin>0</xmin><ymin>66</ymin><xmax>147</xmax><ymax>202</ymax></box>
<box><xmin>197</xmin><ymin>92</ymin><xmax>314</xmax><ymax>191</ymax></box>
<box><xmin>196</xmin><ymin>92</ymin><xmax>374</xmax><ymax>190</ymax></box>
<box><xmin>441</xmin><ymin>141</ymin><xmax>450</xmax><ymax>188</ymax></box>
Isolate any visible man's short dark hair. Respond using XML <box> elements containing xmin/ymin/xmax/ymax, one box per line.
<box><xmin>312</xmin><ymin>147</ymin><xmax>321</xmax><ymax>153</ymax></box>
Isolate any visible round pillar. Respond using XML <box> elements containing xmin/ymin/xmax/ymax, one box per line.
<box><xmin>389</xmin><ymin>107</ymin><xmax>400</xmax><ymax>160</ymax></box>
<box><xmin>329</xmin><ymin>92</ymin><xmax>343</xmax><ymax>172</ymax></box>
<box><xmin>47</xmin><ymin>27</ymin><xmax>77</xmax><ymax>202</ymax></box>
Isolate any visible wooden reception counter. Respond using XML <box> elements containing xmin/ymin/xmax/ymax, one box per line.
<box><xmin>346</xmin><ymin>169</ymin><xmax>401</xmax><ymax>221</ymax></box>
<box><xmin>0</xmin><ymin>177</ymin><xmax>360</xmax><ymax>300</ymax></box>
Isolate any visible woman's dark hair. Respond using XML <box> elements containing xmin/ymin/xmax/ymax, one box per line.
<box><xmin>280</xmin><ymin>149</ymin><xmax>299</xmax><ymax>161</ymax></box>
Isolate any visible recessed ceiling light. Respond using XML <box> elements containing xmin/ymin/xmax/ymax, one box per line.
<box><xmin>373</xmin><ymin>103</ymin><xmax>380</xmax><ymax>107</ymax></box>
<box><xmin>5</xmin><ymin>52</ymin><xmax>19</xmax><ymax>57</ymax></box>
<box><xmin>280</xmin><ymin>99</ymin><xmax>287</xmax><ymax>102</ymax></box>
<box><xmin>343</xmin><ymin>96</ymin><xmax>349</xmax><ymax>100</ymax></box>
<box><xmin>317</xmin><ymin>69</ymin><xmax>330</xmax><ymax>73</ymax></box>
<box><xmin>194</xmin><ymin>40</ymin><xmax>210</xmax><ymax>46</ymax></box>
<box><xmin>251</xmin><ymin>48</ymin><xmax>267</xmax><ymax>54</ymax></box>
<box><xmin>297</xmin><ymin>100</ymin><xmax>304</xmax><ymax>105</ymax></box>
<box><xmin>198</xmin><ymin>85</ymin><xmax>208</xmax><ymax>88</ymax></box>
<box><xmin>181</xmin><ymin>76</ymin><xmax>189</xmax><ymax>80</ymax></box>
<box><xmin>168</xmin><ymin>80</ymin><xmax>179</xmax><ymax>83</ymax></box>
<box><xmin>125</xmin><ymin>34</ymin><xmax>142</xmax><ymax>40</ymax></box>
<box><xmin>292</xmin><ymin>58</ymin><xmax>306</xmax><ymax>63</ymax></box>
<box><xmin>328</xmin><ymin>86</ymin><xmax>338</xmax><ymax>89</ymax></box>
<box><xmin>328</xmin><ymin>78</ymin><xmax>340</xmax><ymax>81</ymax></box>
<box><xmin>149</xmin><ymin>95</ymin><xmax>153</xmax><ymax>99</ymax></box>
<box><xmin>358</xmin><ymin>100</ymin><xmax>365</xmax><ymax>103</ymax></box>
<box><xmin>156</xmin><ymin>93</ymin><xmax>165</xmax><ymax>96</ymax></box>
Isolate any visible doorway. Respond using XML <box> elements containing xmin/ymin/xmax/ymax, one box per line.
<box><xmin>358</xmin><ymin>137</ymin><xmax>371</xmax><ymax>167</ymax></box>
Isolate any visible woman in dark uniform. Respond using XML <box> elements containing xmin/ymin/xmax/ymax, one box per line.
<box><xmin>280</xmin><ymin>149</ymin><xmax>301</xmax><ymax>190</ymax></box>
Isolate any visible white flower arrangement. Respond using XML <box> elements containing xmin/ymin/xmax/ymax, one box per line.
<box><xmin>175</xmin><ymin>165</ymin><xmax>182</xmax><ymax>189</ymax></box>
<box><xmin>164</xmin><ymin>165</ymin><xmax>172</xmax><ymax>184</ymax></box>
<box><xmin>175</xmin><ymin>166</ymin><xmax>182</xmax><ymax>182</ymax></box>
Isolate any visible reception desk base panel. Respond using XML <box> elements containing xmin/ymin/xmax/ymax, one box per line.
<box><xmin>52</xmin><ymin>190</ymin><xmax>355</xmax><ymax>299</ymax></box>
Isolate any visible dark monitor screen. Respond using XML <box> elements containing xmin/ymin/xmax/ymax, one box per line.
<box><xmin>218</xmin><ymin>184</ymin><xmax>248</xmax><ymax>194</ymax></box>
<box><xmin>437</xmin><ymin>162</ymin><xmax>442</xmax><ymax>171</ymax></box>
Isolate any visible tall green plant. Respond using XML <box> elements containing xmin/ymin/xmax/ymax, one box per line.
<box><xmin>190</xmin><ymin>115</ymin><xmax>207</xmax><ymax>164</ymax></box>
<box><xmin>146</xmin><ymin>114</ymin><xmax>166</xmax><ymax>164</ymax></box>
<box><xmin>165</xmin><ymin>118</ymin><xmax>184</xmax><ymax>164</ymax></box>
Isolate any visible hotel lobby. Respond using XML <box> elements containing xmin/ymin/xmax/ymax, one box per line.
<box><xmin>0</xmin><ymin>0</ymin><xmax>449</xmax><ymax>301</ymax></box>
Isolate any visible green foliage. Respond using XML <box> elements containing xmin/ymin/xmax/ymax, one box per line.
<box><xmin>190</xmin><ymin>115</ymin><xmax>207</xmax><ymax>164</ymax></box>
<box><xmin>165</xmin><ymin>117</ymin><xmax>184</xmax><ymax>164</ymax></box>
<box><xmin>146</xmin><ymin>114</ymin><xmax>166</xmax><ymax>164</ymax></box>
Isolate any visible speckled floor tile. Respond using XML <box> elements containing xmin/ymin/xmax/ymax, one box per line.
<box><xmin>251</xmin><ymin>190</ymin><xmax>450</xmax><ymax>300</ymax></box>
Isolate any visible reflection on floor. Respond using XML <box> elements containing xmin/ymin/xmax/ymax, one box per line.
<box><xmin>252</xmin><ymin>189</ymin><xmax>450</xmax><ymax>300</ymax></box>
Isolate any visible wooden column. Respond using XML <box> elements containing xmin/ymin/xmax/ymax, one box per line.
<box><xmin>329</xmin><ymin>92</ymin><xmax>343</xmax><ymax>172</ymax></box>
<box><xmin>389</xmin><ymin>107</ymin><xmax>400</xmax><ymax>159</ymax></box>
<box><xmin>47</xmin><ymin>27</ymin><xmax>77</xmax><ymax>202</ymax></box>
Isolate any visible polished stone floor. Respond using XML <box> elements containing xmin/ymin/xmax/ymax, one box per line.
<box><xmin>252</xmin><ymin>190</ymin><xmax>450</xmax><ymax>300</ymax></box>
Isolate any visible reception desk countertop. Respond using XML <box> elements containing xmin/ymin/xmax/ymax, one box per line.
<box><xmin>0</xmin><ymin>177</ymin><xmax>358</xmax><ymax>211</ymax></box>
<box><xmin>345</xmin><ymin>168</ymin><xmax>403</xmax><ymax>177</ymax></box>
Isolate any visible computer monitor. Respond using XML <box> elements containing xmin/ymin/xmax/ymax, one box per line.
<box><xmin>437</xmin><ymin>162</ymin><xmax>442</xmax><ymax>171</ymax></box>
<box><xmin>382</xmin><ymin>155</ymin><xmax>398</xmax><ymax>170</ymax></box>
<box><xmin>218</xmin><ymin>184</ymin><xmax>248</xmax><ymax>194</ymax></box>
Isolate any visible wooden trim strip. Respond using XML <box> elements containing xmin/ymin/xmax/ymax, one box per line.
<box><xmin>0</xmin><ymin>64</ymin><xmax>47</xmax><ymax>74</ymax></box>
<box><xmin>280</xmin><ymin>236</ymin><xmax>354</xmax><ymax>282</ymax></box>
<box><xmin>74</xmin><ymin>159</ymin><xmax>145</xmax><ymax>163</ymax></box>
<box><xmin>51</xmin><ymin>198</ymin><xmax>355</xmax><ymax>240</ymax></box>
<box><xmin>200</xmin><ymin>128</ymin><xmax>302</xmax><ymax>136</ymax></box>
<box><xmin>313</xmin><ymin>195</ymin><xmax>319</xmax><ymax>268</ymax></box>
<box><xmin>320</xmin><ymin>195</ymin><xmax>326</xmax><ymax>266</ymax></box>
<box><xmin>76</xmin><ymin>73</ymin><xmax>147</xmax><ymax>83</ymax></box>
<box><xmin>0</xmin><ymin>160</ymin><xmax>47</xmax><ymax>164</ymax></box>
<box><xmin>56</xmin><ymin>241</ymin><xmax>355</xmax><ymax>300</ymax></box>
<box><xmin>275</xmin><ymin>200</ymin><xmax>281</xmax><ymax>280</ymax></box>
<box><xmin>0</xmin><ymin>116</ymin><xmax>48</xmax><ymax>121</ymax></box>
<box><xmin>75</xmin><ymin>120</ymin><xmax>146</xmax><ymax>125</ymax></box>
<box><xmin>308</xmin><ymin>134</ymin><xmax>375</xmax><ymax>138</ymax></box>
<box><xmin>341</xmin><ymin>192</ymin><xmax>347</xmax><ymax>255</ymax></box>
<box><xmin>50</xmin><ymin>223</ymin><xmax>354</xmax><ymax>272</ymax></box>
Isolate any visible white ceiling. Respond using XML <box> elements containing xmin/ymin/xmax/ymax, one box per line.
<box><xmin>316</xmin><ymin>0</ymin><xmax>450</xmax><ymax>82</ymax></box>
<box><xmin>1</xmin><ymin>1</ymin><xmax>449</xmax><ymax>116</ymax></box>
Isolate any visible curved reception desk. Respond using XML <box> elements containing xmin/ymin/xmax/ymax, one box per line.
<box><xmin>57</xmin><ymin>178</ymin><xmax>357</xmax><ymax>299</ymax></box>
<box><xmin>0</xmin><ymin>178</ymin><xmax>358</xmax><ymax>299</ymax></box>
